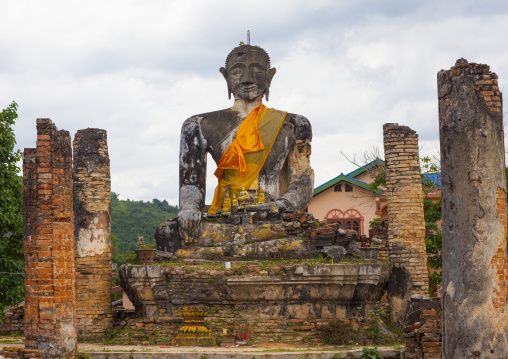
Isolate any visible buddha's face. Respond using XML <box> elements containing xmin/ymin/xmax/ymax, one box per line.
<box><xmin>226</xmin><ymin>50</ymin><xmax>269</xmax><ymax>102</ymax></box>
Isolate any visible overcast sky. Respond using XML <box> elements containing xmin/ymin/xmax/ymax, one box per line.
<box><xmin>2</xmin><ymin>0</ymin><xmax>508</xmax><ymax>205</ymax></box>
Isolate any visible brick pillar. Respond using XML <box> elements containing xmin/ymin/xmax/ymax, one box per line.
<box><xmin>438</xmin><ymin>59</ymin><xmax>508</xmax><ymax>357</ymax></box>
<box><xmin>73</xmin><ymin>129</ymin><xmax>113</xmax><ymax>337</ymax></box>
<box><xmin>383</xmin><ymin>124</ymin><xmax>429</xmax><ymax>319</ymax></box>
<box><xmin>23</xmin><ymin>119</ymin><xmax>76</xmax><ymax>359</ymax></box>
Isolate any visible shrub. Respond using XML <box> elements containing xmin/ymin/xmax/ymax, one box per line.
<box><xmin>318</xmin><ymin>320</ymin><xmax>359</xmax><ymax>345</ymax></box>
<box><xmin>361</xmin><ymin>347</ymin><xmax>383</xmax><ymax>359</ymax></box>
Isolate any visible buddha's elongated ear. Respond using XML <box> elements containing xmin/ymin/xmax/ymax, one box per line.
<box><xmin>265</xmin><ymin>67</ymin><xmax>276</xmax><ymax>101</ymax></box>
<box><xmin>219</xmin><ymin>67</ymin><xmax>232</xmax><ymax>100</ymax></box>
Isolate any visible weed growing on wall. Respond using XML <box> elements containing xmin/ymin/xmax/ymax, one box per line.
<box><xmin>360</xmin><ymin>346</ymin><xmax>383</xmax><ymax>359</ymax></box>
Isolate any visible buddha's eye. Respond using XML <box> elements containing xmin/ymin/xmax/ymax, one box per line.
<box><xmin>250</xmin><ymin>67</ymin><xmax>265</xmax><ymax>75</ymax></box>
<box><xmin>231</xmin><ymin>69</ymin><xmax>243</xmax><ymax>78</ymax></box>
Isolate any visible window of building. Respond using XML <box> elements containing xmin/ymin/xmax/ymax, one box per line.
<box><xmin>334</xmin><ymin>184</ymin><xmax>342</xmax><ymax>192</ymax></box>
<box><xmin>325</xmin><ymin>209</ymin><xmax>363</xmax><ymax>235</ymax></box>
<box><xmin>345</xmin><ymin>184</ymin><xmax>353</xmax><ymax>192</ymax></box>
<box><xmin>345</xmin><ymin>220</ymin><xmax>359</xmax><ymax>232</ymax></box>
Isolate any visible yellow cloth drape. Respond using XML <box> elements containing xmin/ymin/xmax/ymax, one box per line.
<box><xmin>208</xmin><ymin>106</ymin><xmax>287</xmax><ymax>214</ymax></box>
<box><xmin>214</xmin><ymin>105</ymin><xmax>266</xmax><ymax>180</ymax></box>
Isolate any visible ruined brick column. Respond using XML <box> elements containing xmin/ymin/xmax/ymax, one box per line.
<box><xmin>383</xmin><ymin>124</ymin><xmax>428</xmax><ymax>318</ymax></box>
<box><xmin>23</xmin><ymin>119</ymin><xmax>76</xmax><ymax>358</ymax></box>
<box><xmin>73</xmin><ymin>129</ymin><xmax>113</xmax><ymax>337</ymax></box>
<box><xmin>438</xmin><ymin>59</ymin><xmax>508</xmax><ymax>357</ymax></box>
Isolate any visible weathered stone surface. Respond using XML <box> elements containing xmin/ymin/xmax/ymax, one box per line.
<box><xmin>73</xmin><ymin>128</ymin><xmax>113</xmax><ymax>337</ymax></box>
<box><xmin>229</xmin><ymin>263</ymin><xmax>389</xmax><ymax>302</ymax></box>
<box><xmin>154</xmin><ymin>219</ymin><xmax>181</xmax><ymax>253</ymax></box>
<box><xmin>383</xmin><ymin>123</ymin><xmax>428</xmax><ymax>322</ymax></box>
<box><xmin>174</xmin><ymin>236</ymin><xmax>309</xmax><ymax>260</ymax></box>
<box><xmin>369</xmin><ymin>220</ymin><xmax>389</xmax><ymax>261</ymax></box>
<box><xmin>358</xmin><ymin>247</ymin><xmax>380</xmax><ymax>261</ymax></box>
<box><xmin>345</xmin><ymin>240</ymin><xmax>361</xmax><ymax>257</ymax></box>
<box><xmin>23</xmin><ymin>119</ymin><xmax>77</xmax><ymax>358</ymax></box>
<box><xmin>335</xmin><ymin>228</ymin><xmax>356</xmax><ymax>247</ymax></box>
<box><xmin>120</xmin><ymin>263</ymin><xmax>390</xmax><ymax>320</ymax></box>
<box><xmin>438</xmin><ymin>59</ymin><xmax>508</xmax><ymax>357</ymax></box>
<box><xmin>235</xmin><ymin>237</ymin><xmax>308</xmax><ymax>259</ymax></box>
<box><xmin>388</xmin><ymin>267</ymin><xmax>413</xmax><ymax>299</ymax></box>
<box><xmin>197</xmin><ymin>221</ymin><xmax>290</xmax><ymax>247</ymax></box>
<box><xmin>174</xmin><ymin>246</ymin><xmax>226</xmax><ymax>260</ymax></box>
<box><xmin>171</xmin><ymin>219</ymin><xmax>365</xmax><ymax>261</ymax></box>
<box><xmin>321</xmin><ymin>245</ymin><xmax>347</xmax><ymax>262</ymax></box>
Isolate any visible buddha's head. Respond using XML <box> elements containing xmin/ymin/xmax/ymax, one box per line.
<box><xmin>220</xmin><ymin>45</ymin><xmax>276</xmax><ymax>102</ymax></box>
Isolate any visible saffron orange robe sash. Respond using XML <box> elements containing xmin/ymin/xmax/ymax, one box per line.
<box><xmin>208</xmin><ymin>105</ymin><xmax>287</xmax><ymax>214</ymax></box>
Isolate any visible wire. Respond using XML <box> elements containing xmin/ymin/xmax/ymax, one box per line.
<box><xmin>0</xmin><ymin>272</ymin><xmax>24</xmax><ymax>275</ymax></box>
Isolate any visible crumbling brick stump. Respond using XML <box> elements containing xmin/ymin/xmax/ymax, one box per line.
<box><xmin>23</xmin><ymin>119</ymin><xmax>77</xmax><ymax>358</ymax></box>
<box><xmin>73</xmin><ymin>129</ymin><xmax>113</xmax><ymax>337</ymax></box>
<box><xmin>403</xmin><ymin>297</ymin><xmax>442</xmax><ymax>359</ymax></box>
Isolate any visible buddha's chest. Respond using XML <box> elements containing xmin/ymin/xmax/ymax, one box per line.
<box><xmin>206</xmin><ymin>121</ymin><xmax>294</xmax><ymax>170</ymax></box>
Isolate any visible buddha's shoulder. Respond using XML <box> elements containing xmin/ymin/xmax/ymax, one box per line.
<box><xmin>282</xmin><ymin>112</ymin><xmax>312</xmax><ymax>141</ymax></box>
<box><xmin>184</xmin><ymin>108</ymin><xmax>237</xmax><ymax>124</ymax></box>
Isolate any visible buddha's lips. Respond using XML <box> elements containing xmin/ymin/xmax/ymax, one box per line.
<box><xmin>241</xmin><ymin>85</ymin><xmax>258</xmax><ymax>91</ymax></box>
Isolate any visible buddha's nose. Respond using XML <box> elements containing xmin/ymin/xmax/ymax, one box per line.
<box><xmin>241</xmin><ymin>70</ymin><xmax>253</xmax><ymax>84</ymax></box>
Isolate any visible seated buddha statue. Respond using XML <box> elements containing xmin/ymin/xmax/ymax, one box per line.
<box><xmin>258</xmin><ymin>188</ymin><xmax>265</xmax><ymax>204</ymax></box>
<box><xmin>238</xmin><ymin>185</ymin><xmax>251</xmax><ymax>205</ymax></box>
<box><xmin>222</xmin><ymin>191</ymin><xmax>232</xmax><ymax>213</ymax></box>
<box><xmin>232</xmin><ymin>194</ymin><xmax>238</xmax><ymax>207</ymax></box>
<box><xmin>178</xmin><ymin>44</ymin><xmax>314</xmax><ymax>244</ymax></box>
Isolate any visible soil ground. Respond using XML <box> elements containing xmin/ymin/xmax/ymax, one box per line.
<box><xmin>0</xmin><ymin>336</ymin><xmax>404</xmax><ymax>358</ymax></box>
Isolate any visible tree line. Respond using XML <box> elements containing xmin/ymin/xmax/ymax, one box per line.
<box><xmin>111</xmin><ymin>193</ymin><xmax>178</xmax><ymax>264</ymax></box>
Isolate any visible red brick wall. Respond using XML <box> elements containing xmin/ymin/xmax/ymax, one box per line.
<box><xmin>23</xmin><ymin>119</ymin><xmax>76</xmax><ymax>358</ymax></box>
<box><xmin>404</xmin><ymin>303</ymin><xmax>442</xmax><ymax>359</ymax></box>
<box><xmin>492</xmin><ymin>187</ymin><xmax>508</xmax><ymax>314</ymax></box>
<box><xmin>465</xmin><ymin>62</ymin><xmax>502</xmax><ymax>113</ymax></box>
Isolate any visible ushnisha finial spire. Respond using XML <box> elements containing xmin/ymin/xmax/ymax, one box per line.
<box><xmin>247</xmin><ymin>30</ymin><xmax>250</xmax><ymax>45</ymax></box>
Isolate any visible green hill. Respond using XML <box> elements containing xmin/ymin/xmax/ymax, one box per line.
<box><xmin>111</xmin><ymin>192</ymin><xmax>178</xmax><ymax>263</ymax></box>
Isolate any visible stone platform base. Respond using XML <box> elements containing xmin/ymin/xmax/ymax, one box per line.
<box><xmin>120</xmin><ymin>261</ymin><xmax>391</xmax><ymax>331</ymax></box>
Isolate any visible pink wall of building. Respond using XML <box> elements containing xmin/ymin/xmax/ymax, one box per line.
<box><xmin>308</xmin><ymin>183</ymin><xmax>386</xmax><ymax>236</ymax></box>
